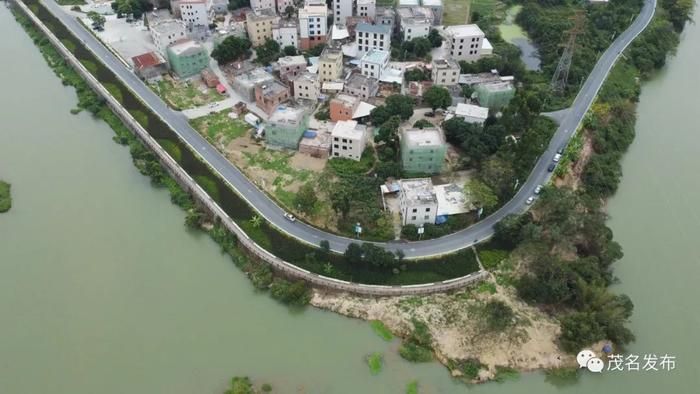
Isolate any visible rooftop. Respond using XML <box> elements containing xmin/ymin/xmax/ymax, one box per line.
<box><xmin>269</xmin><ymin>105</ymin><xmax>307</xmax><ymax>125</ymax></box>
<box><xmin>320</xmin><ymin>47</ymin><xmax>344</xmax><ymax>62</ymax></box>
<box><xmin>332</xmin><ymin>93</ymin><xmax>360</xmax><ymax>107</ymax></box>
<box><xmin>356</xmin><ymin>22</ymin><xmax>392</xmax><ymax>35</ymax></box>
<box><xmin>331</xmin><ymin>120</ymin><xmax>366</xmax><ymax>140</ymax></box>
<box><xmin>151</xmin><ymin>19</ymin><xmax>186</xmax><ymax>34</ymax></box>
<box><xmin>345</xmin><ymin>73</ymin><xmax>377</xmax><ymax>89</ymax></box>
<box><xmin>361</xmin><ymin>49</ymin><xmax>390</xmax><ymax>65</ymax></box>
<box><xmin>422</xmin><ymin>0</ymin><xmax>443</xmax><ymax>6</ymax></box>
<box><xmin>397</xmin><ymin>0</ymin><xmax>420</xmax><ymax>6</ymax></box>
<box><xmin>168</xmin><ymin>39</ymin><xmax>204</xmax><ymax>56</ymax></box>
<box><xmin>299</xmin><ymin>5</ymin><xmax>328</xmax><ymax>18</ymax></box>
<box><xmin>432</xmin><ymin>57</ymin><xmax>459</xmax><ymax>70</ymax></box>
<box><xmin>357</xmin><ymin>0</ymin><xmax>376</xmax><ymax>4</ymax></box>
<box><xmin>455</xmin><ymin>103</ymin><xmax>489</xmax><ymax>120</ymax></box>
<box><xmin>247</xmin><ymin>8</ymin><xmax>278</xmax><ymax>21</ymax></box>
<box><xmin>402</xmin><ymin>128</ymin><xmax>445</xmax><ymax>147</ymax></box>
<box><xmin>445</xmin><ymin>24</ymin><xmax>485</xmax><ymax>38</ymax></box>
<box><xmin>131</xmin><ymin>52</ymin><xmax>165</xmax><ymax>70</ymax></box>
<box><xmin>258</xmin><ymin>80</ymin><xmax>289</xmax><ymax>98</ymax></box>
<box><xmin>435</xmin><ymin>183</ymin><xmax>470</xmax><ymax>216</ymax></box>
<box><xmin>278</xmin><ymin>55</ymin><xmax>307</xmax><ymax>66</ymax></box>
<box><xmin>274</xmin><ymin>18</ymin><xmax>298</xmax><ymax>29</ymax></box>
<box><xmin>292</xmin><ymin>71</ymin><xmax>318</xmax><ymax>83</ymax></box>
<box><xmin>479</xmin><ymin>81</ymin><xmax>515</xmax><ymax>92</ymax></box>
<box><xmin>236</xmin><ymin>68</ymin><xmax>275</xmax><ymax>86</ymax></box>
<box><xmin>399</xmin><ymin>178</ymin><xmax>437</xmax><ymax>205</ymax></box>
<box><xmin>397</xmin><ymin>7</ymin><xmax>433</xmax><ymax>24</ymax></box>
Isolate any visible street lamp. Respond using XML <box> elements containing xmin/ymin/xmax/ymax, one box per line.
<box><xmin>355</xmin><ymin>222</ymin><xmax>362</xmax><ymax>239</ymax></box>
<box><xmin>417</xmin><ymin>225</ymin><xmax>424</xmax><ymax>240</ymax></box>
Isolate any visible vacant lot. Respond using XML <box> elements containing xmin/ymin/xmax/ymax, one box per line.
<box><xmin>189</xmin><ymin>110</ymin><xmax>251</xmax><ymax>150</ymax></box>
<box><xmin>150</xmin><ymin>76</ymin><xmax>225</xmax><ymax>110</ymax></box>
<box><xmin>444</xmin><ymin>0</ymin><xmax>471</xmax><ymax>26</ymax></box>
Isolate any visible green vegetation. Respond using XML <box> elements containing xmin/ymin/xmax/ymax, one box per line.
<box><xmin>189</xmin><ymin>111</ymin><xmax>251</xmax><ymax>147</ymax></box>
<box><xmin>225</xmin><ymin>376</ymin><xmax>254</xmax><ymax>394</ymax></box>
<box><xmin>211</xmin><ymin>36</ymin><xmax>252</xmax><ymax>64</ymax></box>
<box><xmin>401</xmin><ymin>213</ymin><xmax>475</xmax><ymax>241</ymax></box>
<box><xmin>128</xmin><ymin>109</ymin><xmax>149</xmax><ymax>128</ymax></box>
<box><xmin>111</xmin><ymin>0</ymin><xmax>151</xmax><ymax>19</ymax></box>
<box><xmin>158</xmin><ymin>139</ymin><xmax>183</xmax><ymax>163</ymax></box>
<box><xmin>104</xmin><ymin>82</ymin><xmax>123</xmax><ymax>103</ymax></box>
<box><xmin>79</xmin><ymin>59</ymin><xmax>97</xmax><ymax>74</ymax></box>
<box><xmin>228</xmin><ymin>0</ymin><xmax>251</xmax><ymax>11</ymax></box>
<box><xmin>405</xmin><ymin>380</ymin><xmax>419</xmax><ymax>394</ymax></box>
<box><xmin>494</xmin><ymin>365</ymin><xmax>519</xmax><ymax>382</ymax></box>
<box><xmin>0</xmin><ymin>181</ymin><xmax>12</xmax><ymax>213</ymax></box>
<box><xmin>151</xmin><ymin>78</ymin><xmax>225</xmax><ymax>110</ymax></box>
<box><xmin>477</xmin><ymin>248</ymin><xmax>509</xmax><ymax>270</ymax></box>
<box><xmin>57</xmin><ymin>0</ymin><xmax>85</xmax><ymax>5</ymax></box>
<box><xmin>254</xmin><ymin>38</ymin><xmax>281</xmax><ymax>66</ymax></box>
<box><xmin>544</xmin><ymin>366</ymin><xmax>579</xmax><ymax>384</ymax></box>
<box><xmin>370</xmin><ymin>320</ymin><xmax>394</xmax><ymax>341</ymax></box>
<box><xmin>398</xmin><ymin>319</ymin><xmax>433</xmax><ymax>362</ymax></box>
<box><xmin>422</xmin><ymin>85</ymin><xmax>452</xmax><ymax>113</ymax></box>
<box><xmin>366</xmin><ymin>352</ymin><xmax>384</xmax><ymax>375</ymax></box>
<box><xmin>86</xmin><ymin>11</ymin><xmax>105</xmax><ymax>30</ymax></box>
<box><xmin>447</xmin><ymin>358</ymin><xmax>485</xmax><ymax>381</ymax></box>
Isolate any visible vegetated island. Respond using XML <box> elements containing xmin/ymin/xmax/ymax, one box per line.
<box><xmin>0</xmin><ymin>180</ymin><xmax>11</xmax><ymax>213</ymax></box>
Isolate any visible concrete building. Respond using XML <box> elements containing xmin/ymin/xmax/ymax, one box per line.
<box><xmin>356</xmin><ymin>0</ymin><xmax>376</xmax><ymax>19</ymax></box>
<box><xmin>277</xmin><ymin>55</ymin><xmax>307</xmax><ymax>82</ymax></box>
<box><xmin>231</xmin><ymin>68</ymin><xmax>276</xmax><ymax>101</ymax></box>
<box><xmin>277</xmin><ymin>0</ymin><xmax>296</xmax><ymax>14</ymax></box>
<box><xmin>250</xmin><ymin>0</ymin><xmax>275</xmax><ymax>10</ymax></box>
<box><xmin>292</xmin><ymin>72</ymin><xmax>320</xmax><ymax>101</ymax></box>
<box><xmin>344</xmin><ymin>73</ymin><xmax>379</xmax><ymax>99</ymax></box>
<box><xmin>453</xmin><ymin>103</ymin><xmax>489</xmax><ymax>124</ymax></box>
<box><xmin>246</xmin><ymin>8</ymin><xmax>280</xmax><ymax>47</ymax></box>
<box><xmin>318</xmin><ymin>47</ymin><xmax>344</xmax><ymax>82</ymax></box>
<box><xmin>397</xmin><ymin>7</ymin><xmax>433</xmax><ymax>41</ymax></box>
<box><xmin>431</xmin><ymin>57</ymin><xmax>460</xmax><ymax>86</ymax></box>
<box><xmin>207</xmin><ymin>0</ymin><xmax>229</xmax><ymax>14</ymax></box>
<box><xmin>397</xmin><ymin>0</ymin><xmax>420</xmax><ymax>7</ymax></box>
<box><xmin>255</xmin><ymin>80</ymin><xmax>291</xmax><ymax>115</ymax></box>
<box><xmin>333</xmin><ymin>0</ymin><xmax>353</xmax><ymax>26</ymax></box>
<box><xmin>398</xmin><ymin>178</ymin><xmax>438</xmax><ymax>226</ymax></box>
<box><xmin>360</xmin><ymin>49</ymin><xmax>389</xmax><ymax>79</ymax></box>
<box><xmin>166</xmin><ymin>39</ymin><xmax>209</xmax><ymax>78</ymax></box>
<box><xmin>180</xmin><ymin>0</ymin><xmax>208</xmax><ymax>26</ymax></box>
<box><xmin>421</xmin><ymin>0</ymin><xmax>443</xmax><ymax>25</ymax></box>
<box><xmin>331</xmin><ymin>120</ymin><xmax>368</xmax><ymax>161</ymax></box>
<box><xmin>298</xmin><ymin>4</ymin><xmax>328</xmax><ymax>50</ymax></box>
<box><xmin>444</xmin><ymin>24</ymin><xmax>487</xmax><ymax>62</ymax></box>
<box><xmin>272</xmin><ymin>18</ymin><xmax>299</xmax><ymax>50</ymax></box>
<box><xmin>150</xmin><ymin>20</ymin><xmax>187</xmax><ymax>55</ymax></box>
<box><xmin>355</xmin><ymin>22</ymin><xmax>392</xmax><ymax>57</ymax></box>
<box><xmin>375</xmin><ymin>7</ymin><xmax>396</xmax><ymax>32</ymax></box>
<box><xmin>330</xmin><ymin>93</ymin><xmax>360</xmax><ymax>121</ymax></box>
<box><xmin>265</xmin><ymin>105</ymin><xmax>309</xmax><ymax>149</ymax></box>
<box><xmin>400</xmin><ymin>127</ymin><xmax>447</xmax><ymax>174</ymax></box>
<box><xmin>299</xmin><ymin>130</ymin><xmax>332</xmax><ymax>158</ymax></box>
<box><xmin>131</xmin><ymin>52</ymin><xmax>168</xmax><ymax>80</ymax></box>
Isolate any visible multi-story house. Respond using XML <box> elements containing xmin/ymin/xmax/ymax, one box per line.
<box><xmin>166</xmin><ymin>39</ymin><xmax>210</xmax><ymax>78</ymax></box>
<box><xmin>360</xmin><ymin>49</ymin><xmax>389</xmax><ymax>79</ymax></box>
<box><xmin>400</xmin><ymin>127</ymin><xmax>447</xmax><ymax>174</ymax></box>
<box><xmin>443</xmin><ymin>24</ymin><xmax>488</xmax><ymax>62</ymax></box>
<box><xmin>397</xmin><ymin>7</ymin><xmax>433</xmax><ymax>41</ymax></box>
<box><xmin>298</xmin><ymin>4</ymin><xmax>328</xmax><ymax>50</ymax></box>
<box><xmin>246</xmin><ymin>8</ymin><xmax>280</xmax><ymax>47</ymax></box>
<box><xmin>318</xmin><ymin>47</ymin><xmax>344</xmax><ymax>82</ymax></box>
<box><xmin>331</xmin><ymin>120</ymin><xmax>368</xmax><ymax>161</ymax></box>
<box><xmin>276</xmin><ymin>0</ymin><xmax>295</xmax><ymax>14</ymax></box>
<box><xmin>151</xmin><ymin>20</ymin><xmax>187</xmax><ymax>56</ymax></box>
<box><xmin>421</xmin><ymin>0</ymin><xmax>443</xmax><ymax>25</ymax></box>
<box><xmin>180</xmin><ymin>0</ymin><xmax>208</xmax><ymax>26</ymax></box>
<box><xmin>332</xmin><ymin>0</ymin><xmax>353</xmax><ymax>26</ymax></box>
<box><xmin>330</xmin><ymin>93</ymin><xmax>360</xmax><ymax>121</ymax></box>
<box><xmin>277</xmin><ymin>55</ymin><xmax>307</xmax><ymax>82</ymax></box>
<box><xmin>292</xmin><ymin>72</ymin><xmax>320</xmax><ymax>101</ymax></box>
<box><xmin>356</xmin><ymin>0</ymin><xmax>376</xmax><ymax>19</ymax></box>
<box><xmin>250</xmin><ymin>0</ymin><xmax>275</xmax><ymax>10</ymax></box>
<box><xmin>355</xmin><ymin>22</ymin><xmax>391</xmax><ymax>57</ymax></box>
<box><xmin>343</xmin><ymin>73</ymin><xmax>379</xmax><ymax>99</ymax></box>
<box><xmin>431</xmin><ymin>57</ymin><xmax>460</xmax><ymax>86</ymax></box>
<box><xmin>398</xmin><ymin>178</ymin><xmax>438</xmax><ymax>226</ymax></box>
<box><xmin>272</xmin><ymin>19</ymin><xmax>299</xmax><ymax>50</ymax></box>
<box><xmin>255</xmin><ymin>80</ymin><xmax>291</xmax><ymax>115</ymax></box>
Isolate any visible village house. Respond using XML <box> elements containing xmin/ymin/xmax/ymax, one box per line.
<box><xmin>231</xmin><ymin>68</ymin><xmax>275</xmax><ymax>101</ymax></box>
<box><xmin>180</xmin><ymin>0</ymin><xmax>208</xmax><ymax>27</ymax></box>
<box><xmin>360</xmin><ymin>49</ymin><xmax>389</xmax><ymax>79</ymax></box>
<box><xmin>332</xmin><ymin>0</ymin><xmax>353</xmax><ymax>26</ymax></box>
<box><xmin>397</xmin><ymin>7</ymin><xmax>433</xmax><ymax>41</ymax></box>
<box><xmin>374</xmin><ymin>7</ymin><xmax>396</xmax><ymax>32</ymax></box>
<box><xmin>398</xmin><ymin>178</ymin><xmax>438</xmax><ymax>226</ymax></box>
<box><xmin>131</xmin><ymin>52</ymin><xmax>168</xmax><ymax>80</ymax></box>
<box><xmin>250</xmin><ymin>0</ymin><xmax>275</xmax><ymax>10</ymax></box>
<box><xmin>344</xmin><ymin>73</ymin><xmax>379</xmax><ymax>99</ymax></box>
<box><xmin>452</xmin><ymin>103</ymin><xmax>489</xmax><ymax>124</ymax></box>
<box><xmin>318</xmin><ymin>47</ymin><xmax>344</xmax><ymax>83</ymax></box>
<box><xmin>292</xmin><ymin>72</ymin><xmax>320</xmax><ymax>101</ymax></box>
<box><xmin>443</xmin><ymin>24</ymin><xmax>492</xmax><ymax>62</ymax></box>
<box><xmin>265</xmin><ymin>105</ymin><xmax>309</xmax><ymax>149</ymax></box>
<box><xmin>355</xmin><ymin>22</ymin><xmax>392</xmax><ymax>57</ymax></box>
<box><xmin>255</xmin><ymin>80</ymin><xmax>291</xmax><ymax>115</ymax></box>
<box><xmin>400</xmin><ymin>127</ymin><xmax>447</xmax><ymax>174</ymax></box>
<box><xmin>272</xmin><ymin>18</ymin><xmax>299</xmax><ymax>50</ymax></box>
<box><xmin>150</xmin><ymin>20</ymin><xmax>187</xmax><ymax>56</ymax></box>
<box><xmin>166</xmin><ymin>39</ymin><xmax>209</xmax><ymax>78</ymax></box>
<box><xmin>276</xmin><ymin>0</ymin><xmax>295</xmax><ymax>14</ymax></box>
<box><xmin>299</xmin><ymin>130</ymin><xmax>332</xmax><ymax>159</ymax></box>
<box><xmin>277</xmin><ymin>55</ymin><xmax>307</xmax><ymax>82</ymax></box>
<box><xmin>330</xmin><ymin>93</ymin><xmax>360</xmax><ymax>122</ymax></box>
<box><xmin>298</xmin><ymin>4</ymin><xmax>329</xmax><ymax>50</ymax></box>
<box><xmin>431</xmin><ymin>57</ymin><xmax>460</xmax><ymax>87</ymax></box>
<box><xmin>421</xmin><ymin>0</ymin><xmax>444</xmax><ymax>25</ymax></box>
<box><xmin>357</xmin><ymin>0</ymin><xmax>376</xmax><ymax>19</ymax></box>
<box><xmin>246</xmin><ymin>8</ymin><xmax>280</xmax><ymax>47</ymax></box>
<box><xmin>331</xmin><ymin>120</ymin><xmax>368</xmax><ymax>161</ymax></box>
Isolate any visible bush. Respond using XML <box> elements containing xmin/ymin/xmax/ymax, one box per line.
<box><xmin>399</xmin><ymin>319</ymin><xmax>433</xmax><ymax>362</ymax></box>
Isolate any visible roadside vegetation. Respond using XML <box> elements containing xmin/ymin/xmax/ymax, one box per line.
<box><xmin>189</xmin><ymin>110</ymin><xmax>251</xmax><ymax>148</ymax></box>
<box><xmin>0</xmin><ymin>181</ymin><xmax>11</xmax><ymax>213</ymax></box>
<box><xmin>150</xmin><ymin>77</ymin><xmax>225</xmax><ymax>110</ymax></box>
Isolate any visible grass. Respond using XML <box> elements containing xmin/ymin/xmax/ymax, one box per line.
<box><xmin>444</xmin><ymin>0</ymin><xmax>472</xmax><ymax>26</ymax></box>
<box><xmin>474</xmin><ymin>281</ymin><xmax>497</xmax><ymax>294</ymax></box>
<box><xmin>60</xmin><ymin>38</ymin><xmax>75</xmax><ymax>53</ymax></box>
<box><xmin>406</xmin><ymin>380</ymin><xmax>419</xmax><ymax>394</ymax></box>
<box><xmin>159</xmin><ymin>139</ymin><xmax>183</xmax><ymax>163</ymax></box>
<box><xmin>366</xmin><ymin>352</ymin><xmax>384</xmax><ymax>375</ymax></box>
<box><xmin>80</xmin><ymin>59</ymin><xmax>97</xmax><ymax>74</ymax></box>
<box><xmin>128</xmin><ymin>109</ymin><xmax>149</xmax><ymax>128</ymax></box>
<box><xmin>376</xmin><ymin>0</ymin><xmax>396</xmax><ymax>5</ymax></box>
<box><xmin>370</xmin><ymin>320</ymin><xmax>394</xmax><ymax>341</ymax></box>
<box><xmin>243</xmin><ymin>150</ymin><xmax>315</xmax><ymax>184</ymax></box>
<box><xmin>193</xmin><ymin>175</ymin><xmax>221</xmax><ymax>202</ymax></box>
<box><xmin>189</xmin><ymin>110</ymin><xmax>250</xmax><ymax>147</ymax></box>
<box><xmin>494</xmin><ymin>365</ymin><xmax>520</xmax><ymax>382</ymax></box>
<box><xmin>104</xmin><ymin>82</ymin><xmax>123</xmax><ymax>103</ymax></box>
<box><xmin>0</xmin><ymin>181</ymin><xmax>11</xmax><ymax>213</ymax></box>
<box><xmin>56</xmin><ymin>0</ymin><xmax>86</xmax><ymax>5</ymax></box>
<box><xmin>151</xmin><ymin>78</ymin><xmax>225</xmax><ymax>111</ymax></box>
<box><xmin>477</xmin><ymin>248</ymin><xmax>509</xmax><ymax>270</ymax></box>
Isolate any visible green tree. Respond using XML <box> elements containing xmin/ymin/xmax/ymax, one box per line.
<box><xmin>284</xmin><ymin>5</ymin><xmax>296</xmax><ymax>18</ymax></box>
<box><xmin>404</xmin><ymin>68</ymin><xmax>426</xmax><ymax>81</ymax></box>
<box><xmin>283</xmin><ymin>45</ymin><xmax>298</xmax><ymax>56</ymax></box>
<box><xmin>384</xmin><ymin>94</ymin><xmax>415</xmax><ymax>120</ymax></box>
<box><xmin>211</xmin><ymin>36</ymin><xmax>252</xmax><ymax>64</ymax></box>
<box><xmin>423</xmin><ymin>85</ymin><xmax>452</xmax><ymax>113</ymax></box>
<box><xmin>226</xmin><ymin>376</ymin><xmax>254</xmax><ymax>394</ymax></box>
<box><xmin>255</xmin><ymin>38</ymin><xmax>281</xmax><ymax>65</ymax></box>
<box><xmin>227</xmin><ymin>0</ymin><xmax>250</xmax><ymax>11</ymax></box>
<box><xmin>428</xmin><ymin>29</ymin><xmax>443</xmax><ymax>48</ymax></box>
<box><xmin>464</xmin><ymin>179</ymin><xmax>498</xmax><ymax>210</ymax></box>
<box><xmin>294</xmin><ymin>182</ymin><xmax>318</xmax><ymax>214</ymax></box>
<box><xmin>87</xmin><ymin>11</ymin><xmax>106</xmax><ymax>30</ymax></box>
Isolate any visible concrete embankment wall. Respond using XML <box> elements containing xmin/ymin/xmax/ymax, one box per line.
<box><xmin>11</xmin><ymin>0</ymin><xmax>488</xmax><ymax>296</ymax></box>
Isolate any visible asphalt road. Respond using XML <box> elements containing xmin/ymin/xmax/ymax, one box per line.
<box><xmin>43</xmin><ymin>0</ymin><xmax>656</xmax><ymax>258</ymax></box>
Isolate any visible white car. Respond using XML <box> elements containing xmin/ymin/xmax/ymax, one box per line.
<box><xmin>553</xmin><ymin>153</ymin><xmax>562</xmax><ymax>162</ymax></box>
<box><xmin>284</xmin><ymin>213</ymin><xmax>296</xmax><ymax>222</ymax></box>
<box><xmin>534</xmin><ymin>185</ymin><xmax>543</xmax><ymax>194</ymax></box>
<box><xmin>526</xmin><ymin>196</ymin><xmax>535</xmax><ymax>205</ymax></box>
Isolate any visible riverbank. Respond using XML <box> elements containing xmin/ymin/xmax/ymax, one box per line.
<box><xmin>0</xmin><ymin>181</ymin><xmax>11</xmax><ymax>213</ymax></box>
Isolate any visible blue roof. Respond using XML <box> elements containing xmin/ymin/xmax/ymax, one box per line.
<box><xmin>357</xmin><ymin>23</ymin><xmax>391</xmax><ymax>35</ymax></box>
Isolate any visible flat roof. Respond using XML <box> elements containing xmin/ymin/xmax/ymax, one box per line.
<box><xmin>331</xmin><ymin>120</ymin><xmax>365</xmax><ymax>140</ymax></box>
<box><xmin>320</xmin><ymin>48</ymin><xmax>343</xmax><ymax>61</ymax></box>
<box><xmin>397</xmin><ymin>0</ymin><xmax>420</xmax><ymax>6</ymax></box>
<box><xmin>168</xmin><ymin>39</ymin><xmax>204</xmax><ymax>56</ymax></box>
<box><xmin>269</xmin><ymin>105</ymin><xmax>307</xmax><ymax>124</ymax></box>
<box><xmin>432</xmin><ymin>57</ymin><xmax>459</xmax><ymax>70</ymax></box>
<box><xmin>247</xmin><ymin>8</ymin><xmax>278</xmax><ymax>21</ymax></box>
<box><xmin>278</xmin><ymin>55</ymin><xmax>307</xmax><ymax>66</ymax></box>
<box><xmin>299</xmin><ymin>5</ymin><xmax>328</xmax><ymax>18</ymax></box>
<box><xmin>345</xmin><ymin>73</ymin><xmax>377</xmax><ymax>89</ymax></box>
<box><xmin>292</xmin><ymin>72</ymin><xmax>318</xmax><ymax>83</ymax></box>
<box><xmin>435</xmin><ymin>183</ymin><xmax>471</xmax><ymax>216</ymax></box>
<box><xmin>332</xmin><ymin>93</ymin><xmax>358</xmax><ymax>106</ymax></box>
<box><xmin>399</xmin><ymin>178</ymin><xmax>437</xmax><ymax>205</ymax></box>
<box><xmin>356</xmin><ymin>22</ymin><xmax>392</xmax><ymax>35</ymax></box>
<box><xmin>455</xmin><ymin>103</ymin><xmax>489</xmax><ymax>120</ymax></box>
<box><xmin>151</xmin><ymin>19</ymin><xmax>186</xmax><ymax>34</ymax></box>
<box><xmin>258</xmin><ymin>80</ymin><xmax>289</xmax><ymax>97</ymax></box>
<box><xmin>236</xmin><ymin>68</ymin><xmax>275</xmax><ymax>85</ymax></box>
<box><xmin>422</xmin><ymin>0</ymin><xmax>443</xmax><ymax>6</ymax></box>
<box><xmin>445</xmin><ymin>24</ymin><xmax>484</xmax><ymax>38</ymax></box>
<box><xmin>402</xmin><ymin>128</ymin><xmax>445</xmax><ymax>147</ymax></box>
<box><xmin>361</xmin><ymin>49</ymin><xmax>390</xmax><ymax>65</ymax></box>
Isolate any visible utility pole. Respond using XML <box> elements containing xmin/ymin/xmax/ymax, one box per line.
<box><xmin>551</xmin><ymin>11</ymin><xmax>585</xmax><ymax>94</ymax></box>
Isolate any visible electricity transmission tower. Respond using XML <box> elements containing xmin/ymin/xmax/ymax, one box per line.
<box><xmin>551</xmin><ymin>12</ymin><xmax>585</xmax><ymax>94</ymax></box>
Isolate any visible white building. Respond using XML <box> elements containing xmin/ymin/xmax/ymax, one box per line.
<box><xmin>444</xmin><ymin>24</ymin><xmax>488</xmax><ymax>62</ymax></box>
<box><xmin>421</xmin><ymin>0</ymin><xmax>443</xmax><ymax>25</ymax></box>
<box><xmin>251</xmin><ymin>0</ymin><xmax>275</xmax><ymax>10</ymax></box>
<box><xmin>453</xmin><ymin>103</ymin><xmax>489</xmax><ymax>124</ymax></box>
<box><xmin>397</xmin><ymin>7</ymin><xmax>433</xmax><ymax>41</ymax></box>
<box><xmin>398</xmin><ymin>178</ymin><xmax>438</xmax><ymax>226</ymax></box>
<box><xmin>298</xmin><ymin>4</ymin><xmax>329</xmax><ymax>50</ymax></box>
<box><xmin>333</xmin><ymin>0</ymin><xmax>353</xmax><ymax>26</ymax></box>
<box><xmin>331</xmin><ymin>120</ymin><xmax>368</xmax><ymax>161</ymax></box>
<box><xmin>292</xmin><ymin>72</ymin><xmax>320</xmax><ymax>101</ymax></box>
<box><xmin>360</xmin><ymin>49</ymin><xmax>389</xmax><ymax>79</ymax></box>
<box><xmin>273</xmin><ymin>19</ymin><xmax>299</xmax><ymax>49</ymax></box>
<box><xmin>150</xmin><ymin>20</ymin><xmax>187</xmax><ymax>56</ymax></box>
<box><xmin>397</xmin><ymin>0</ymin><xmax>420</xmax><ymax>7</ymax></box>
<box><xmin>180</xmin><ymin>0</ymin><xmax>208</xmax><ymax>27</ymax></box>
<box><xmin>355</xmin><ymin>22</ymin><xmax>392</xmax><ymax>57</ymax></box>
<box><xmin>356</xmin><ymin>0</ymin><xmax>376</xmax><ymax>19</ymax></box>
<box><xmin>431</xmin><ymin>57</ymin><xmax>460</xmax><ymax>86</ymax></box>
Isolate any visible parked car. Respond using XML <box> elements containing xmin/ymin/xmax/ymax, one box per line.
<box><xmin>534</xmin><ymin>185</ymin><xmax>543</xmax><ymax>194</ymax></box>
<box><xmin>284</xmin><ymin>213</ymin><xmax>296</xmax><ymax>222</ymax></box>
<box><xmin>553</xmin><ymin>153</ymin><xmax>562</xmax><ymax>162</ymax></box>
<box><xmin>557</xmin><ymin>144</ymin><xmax>566</xmax><ymax>154</ymax></box>
<box><xmin>526</xmin><ymin>196</ymin><xmax>535</xmax><ymax>205</ymax></box>
<box><xmin>547</xmin><ymin>163</ymin><xmax>556</xmax><ymax>172</ymax></box>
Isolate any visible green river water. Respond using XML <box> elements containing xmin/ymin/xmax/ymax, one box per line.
<box><xmin>0</xmin><ymin>5</ymin><xmax>698</xmax><ymax>394</ymax></box>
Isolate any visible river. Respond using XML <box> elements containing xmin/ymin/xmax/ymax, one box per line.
<box><xmin>0</xmin><ymin>4</ymin><xmax>698</xmax><ymax>394</ymax></box>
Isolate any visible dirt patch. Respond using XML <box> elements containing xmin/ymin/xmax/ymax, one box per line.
<box><xmin>555</xmin><ymin>130</ymin><xmax>594</xmax><ymax>190</ymax></box>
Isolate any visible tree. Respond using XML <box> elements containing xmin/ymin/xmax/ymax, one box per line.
<box><xmin>211</xmin><ymin>36</ymin><xmax>252</xmax><ymax>64</ymax></box>
<box><xmin>384</xmin><ymin>95</ymin><xmax>415</xmax><ymax>120</ymax></box>
<box><xmin>412</xmin><ymin>37</ymin><xmax>432</xmax><ymax>57</ymax></box>
<box><xmin>255</xmin><ymin>38</ymin><xmax>281</xmax><ymax>66</ymax></box>
<box><xmin>284</xmin><ymin>5</ymin><xmax>296</xmax><ymax>19</ymax></box>
<box><xmin>423</xmin><ymin>86</ymin><xmax>452</xmax><ymax>113</ymax></box>
<box><xmin>226</xmin><ymin>376</ymin><xmax>254</xmax><ymax>394</ymax></box>
<box><xmin>404</xmin><ymin>68</ymin><xmax>426</xmax><ymax>81</ymax></box>
<box><xmin>87</xmin><ymin>11</ymin><xmax>106</xmax><ymax>30</ymax></box>
<box><xmin>283</xmin><ymin>45</ymin><xmax>298</xmax><ymax>56</ymax></box>
<box><xmin>464</xmin><ymin>179</ymin><xmax>498</xmax><ymax>210</ymax></box>
<box><xmin>294</xmin><ymin>183</ymin><xmax>318</xmax><ymax>214</ymax></box>
<box><xmin>227</xmin><ymin>0</ymin><xmax>250</xmax><ymax>11</ymax></box>
<box><xmin>428</xmin><ymin>29</ymin><xmax>443</xmax><ymax>48</ymax></box>
<box><xmin>370</xmin><ymin>106</ymin><xmax>391</xmax><ymax>125</ymax></box>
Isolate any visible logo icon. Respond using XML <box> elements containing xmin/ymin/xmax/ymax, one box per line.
<box><xmin>577</xmin><ymin>349</ymin><xmax>605</xmax><ymax>373</ymax></box>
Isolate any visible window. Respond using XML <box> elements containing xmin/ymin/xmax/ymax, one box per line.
<box><xmin>424</xmin><ymin>215</ymin><xmax>430</xmax><ymax>220</ymax></box>
<box><xmin>412</xmin><ymin>208</ymin><xmax>417</xmax><ymax>213</ymax></box>
<box><xmin>425</xmin><ymin>207</ymin><xmax>431</xmax><ymax>212</ymax></box>
<box><xmin>411</xmin><ymin>216</ymin><xmax>416</xmax><ymax>221</ymax></box>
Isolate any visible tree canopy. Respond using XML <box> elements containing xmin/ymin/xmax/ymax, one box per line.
<box><xmin>211</xmin><ymin>36</ymin><xmax>252</xmax><ymax>64</ymax></box>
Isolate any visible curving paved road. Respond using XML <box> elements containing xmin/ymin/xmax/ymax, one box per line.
<box><xmin>42</xmin><ymin>0</ymin><xmax>656</xmax><ymax>259</ymax></box>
